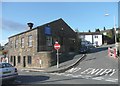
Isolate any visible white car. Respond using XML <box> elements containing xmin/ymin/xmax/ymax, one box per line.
<box><xmin>0</xmin><ymin>62</ymin><xmax>18</xmax><ymax>84</ymax></box>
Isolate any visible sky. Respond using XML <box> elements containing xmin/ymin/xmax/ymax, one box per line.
<box><xmin>0</xmin><ymin>1</ymin><xmax>119</xmax><ymax>46</ymax></box>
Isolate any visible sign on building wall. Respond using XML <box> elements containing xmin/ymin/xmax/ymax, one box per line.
<box><xmin>44</xmin><ymin>26</ymin><xmax>51</xmax><ymax>35</ymax></box>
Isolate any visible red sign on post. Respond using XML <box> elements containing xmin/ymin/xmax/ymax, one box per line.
<box><xmin>54</xmin><ymin>42</ymin><xmax>60</xmax><ymax>50</ymax></box>
<box><xmin>54</xmin><ymin>41</ymin><xmax>60</xmax><ymax>68</ymax></box>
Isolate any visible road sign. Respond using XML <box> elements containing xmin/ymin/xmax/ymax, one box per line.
<box><xmin>54</xmin><ymin>43</ymin><xmax>60</xmax><ymax>50</ymax></box>
<box><xmin>54</xmin><ymin>42</ymin><xmax>60</xmax><ymax>68</ymax></box>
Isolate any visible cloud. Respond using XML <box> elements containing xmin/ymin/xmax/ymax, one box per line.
<box><xmin>0</xmin><ymin>39</ymin><xmax>8</xmax><ymax>46</ymax></box>
<box><xmin>1</xmin><ymin>18</ymin><xmax>27</xmax><ymax>31</ymax></box>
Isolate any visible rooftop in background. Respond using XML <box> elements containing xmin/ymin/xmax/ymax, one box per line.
<box><xmin>9</xmin><ymin>18</ymin><xmax>71</xmax><ymax>39</ymax></box>
<box><xmin>78</xmin><ymin>32</ymin><xmax>102</xmax><ymax>35</ymax></box>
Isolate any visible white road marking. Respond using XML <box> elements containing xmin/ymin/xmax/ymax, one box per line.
<box><xmin>109</xmin><ymin>69</ymin><xmax>117</xmax><ymax>76</ymax></box>
<box><xmin>86</xmin><ymin>69</ymin><xmax>100</xmax><ymax>75</ymax></box>
<box><xmin>99</xmin><ymin>69</ymin><xmax>112</xmax><ymax>76</ymax></box>
<box><xmin>92</xmin><ymin>77</ymin><xmax>104</xmax><ymax>80</ymax></box>
<box><xmin>66</xmin><ymin>67</ymin><xmax>81</xmax><ymax>73</ymax></box>
<box><xmin>105</xmin><ymin>78</ymin><xmax>118</xmax><ymax>82</ymax></box>
<box><xmin>81</xmin><ymin>68</ymin><xmax>93</xmax><ymax>74</ymax></box>
<box><xmin>49</xmin><ymin>68</ymin><xmax>117</xmax><ymax>78</ymax></box>
<box><xmin>94</xmin><ymin>69</ymin><xmax>104</xmax><ymax>75</ymax></box>
<box><xmin>64</xmin><ymin>74</ymin><xmax>73</xmax><ymax>77</ymax></box>
<box><xmin>48</xmin><ymin>72</ymin><xmax>118</xmax><ymax>83</ymax></box>
<box><xmin>81</xmin><ymin>68</ymin><xmax>117</xmax><ymax>76</ymax></box>
<box><xmin>73</xmin><ymin>68</ymin><xmax>81</xmax><ymax>73</ymax></box>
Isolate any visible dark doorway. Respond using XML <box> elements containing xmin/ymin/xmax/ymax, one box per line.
<box><xmin>23</xmin><ymin>56</ymin><xmax>26</xmax><ymax>67</ymax></box>
<box><xmin>13</xmin><ymin>56</ymin><xmax>16</xmax><ymax>66</ymax></box>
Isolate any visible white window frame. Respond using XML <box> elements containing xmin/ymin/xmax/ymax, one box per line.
<box><xmin>21</xmin><ymin>37</ymin><xmax>24</xmax><ymax>48</ymax></box>
<box><xmin>95</xmin><ymin>35</ymin><xmax>98</xmax><ymax>38</ymax></box>
<box><xmin>28</xmin><ymin>56</ymin><xmax>32</xmax><ymax>64</ymax></box>
<box><xmin>28</xmin><ymin>35</ymin><xmax>32</xmax><ymax>47</ymax></box>
<box><xmin>46</xmin><ymin>36</ymin><xmax>52</xmax><ymax>46</ymax></box>
<box><xmin>10</xmin><ymin>40</ymin><xmax>13</xmax><ymax>48</ymax></box>
<box><xmin>15</xmin><ymin>39</ymin><xmax>18</xmax><ymax>48</ymax></box>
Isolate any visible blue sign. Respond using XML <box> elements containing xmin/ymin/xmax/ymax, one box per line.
<box><xmin>44</xmin><ymin>26</ymin><xmax>51</xmax><ymax>35</ymax></box>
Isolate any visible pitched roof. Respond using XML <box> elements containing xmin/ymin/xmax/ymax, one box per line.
<box><xmin>78</xmin><ymin>32</ymin><xmax>102</xmax><ymax>35</ymax></box>
<box><xmin>9</xmin><ymin>18</ymin><xmax>65</xmax><ymax>38</ymax></box>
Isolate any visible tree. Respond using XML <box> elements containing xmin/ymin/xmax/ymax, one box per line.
<box><xmin>95</xmin><ymin>28</ymin><xmax>100</xmax><ymax>32</ymax></box>
<box><xmin>117</xmin><ymin>33</ymin><xmax>120</xmax><ymax>42</ymax></box>
<box><xmin>75</xmin><ymin>28</ymin><xmax>79</xmax><ymax>32</ymax></box>
<box><xmin>88</xmin><ymin>30</ymin><xmax>91</xmax><ymax>32</ymax></box>
<box><xmin>104</xmin><ymin>27</ymin><xmax>106</xmax><ymax>30</ymax></box>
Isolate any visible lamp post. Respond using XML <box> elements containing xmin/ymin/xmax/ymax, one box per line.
<box><xmin>114</xmin><ymin>16</ymin><xmax>117</xmax><ymax>45</ymax></box>
<box><xmin>105</xmin><ymin>13</ymin><xmax>117</xmax><ymax>45</ymax></box>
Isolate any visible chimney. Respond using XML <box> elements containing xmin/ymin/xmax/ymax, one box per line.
<box><xmin>27</xmin><ymin>22</ymin><xmax>33</xmax><ymax>29</ymax></box>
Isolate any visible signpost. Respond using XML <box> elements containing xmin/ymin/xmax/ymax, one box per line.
<box><xmin>54</xmin><ymin>41</ymin><xmax>60</xmax><ymax>68</ymax></box>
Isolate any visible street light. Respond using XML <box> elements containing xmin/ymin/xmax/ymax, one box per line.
<box><xmin>114</xmin><ymin>16</ymin><xmax>117</xmax><ymax>44</ymax></box>
<box><xmin>105</xmin><ymin>14</ymin><xmax>117</xmax><ymax>45</ymax></box>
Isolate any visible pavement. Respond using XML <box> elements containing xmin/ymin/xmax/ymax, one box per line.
<box><xmin>20</xmin><ymin>54</ymin><xmax>86</xmax><ymax>73</ymax></box>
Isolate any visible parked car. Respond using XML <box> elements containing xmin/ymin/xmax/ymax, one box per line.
<box><xmin>0</xmin><ymin>62</ymin><xmax>18</xmax><ymax>84</ymax></box>
<box><xmin>79</xmin><ymin>46</ymin><xmax>89</xmax><ymax>54</ymax></box>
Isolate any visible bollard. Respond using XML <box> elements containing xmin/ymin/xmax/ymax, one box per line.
<box><xmin>117</xmin><ymin>50</ymin><xmax>119</xmax><ymax>56</ymax></box>
<box><xmin>108</xmin><ymin>47</ymin><xmax>110</xmax><ymax>57</ymax></box>
<box><xmin>114</xmin><ymin>48</ymin><xmax>117</xmax><ymax>58</ymax></box>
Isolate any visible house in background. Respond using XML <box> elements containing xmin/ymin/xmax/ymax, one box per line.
<box><xmin>0</xmin><ymin>44</ymin><xmax>4</xmax><ymax>62</ymax></box>
<box><xmin>8</xmin><ymin>18</ymin><xmax>79</xmax><ymax>68</ymax></box>
<box><xmin>116</xmin><ymin>28</ymin><xmax>120</xmax><ymax>42</ymax></box>
<box><xmin>78</xmin><ymin>32</ymin><xmax>103</xmax><ymax>47</ymax></box>
<box><xmin>100</xmin><ymin>28</ymin><xmax>115</xmax><ymax>44</ymax></box>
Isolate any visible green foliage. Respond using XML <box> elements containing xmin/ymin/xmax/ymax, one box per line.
<box><xmin>117</xmin><ymin>33</ymin><xmax>120</xmax><ymax>42</ymax></box>
<box><xmin>95</xmin><ymin>28</ymin><xmax>100</xmax><ymax>32</ymax></box>
<box><xmin>106</xmin><ymin>32</ymin><xmax>113</xmax><ymax>39</ymax></box>
<box><xmin>104</xmin><ymin>27</ymin><xmax>106</xmax><ymax>30</ymax></box>
<box><xmin>88</xmin><ymin>30</ymin><xmax>91</xmax><ymax>32</ymax></box>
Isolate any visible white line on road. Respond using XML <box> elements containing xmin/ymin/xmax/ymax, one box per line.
<box><xmin>92</xmin><ymin>77</ymin><xmax>104</xmax><ymax>80</ymax></box>
<box><xmin>105</xmin><ymin>78</ymin><xmax>118</xmax><ymax>82</ymax></box>
<box><xmin>48</xmin><ymin>72</ymin><xmax>118</xmax><ymax>83</ymax></box>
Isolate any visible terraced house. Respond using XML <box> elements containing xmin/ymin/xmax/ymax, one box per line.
<box><xmin>8</xmin><ymin>18</ymin><xmax>79</xmax><ymax>68</ymax></box>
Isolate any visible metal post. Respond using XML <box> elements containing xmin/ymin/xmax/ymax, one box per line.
<box><xmin>114</xmin><ymin>16</ymin><xmax>117</xmax><ymax>44</ymax></box>
<box><xmin>57</xmin><ymin>49</ymin><xmax>59</xmax><ymax>68</ymax></box>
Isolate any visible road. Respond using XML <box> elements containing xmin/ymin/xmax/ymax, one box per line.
<box><xmin>5</xmin><ymin>45</ymin><xmax>118</xmax><ymax>85</ymax></box>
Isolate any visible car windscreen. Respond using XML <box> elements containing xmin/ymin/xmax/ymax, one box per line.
<box><xmin>2</xmin><ymin>63</ymin><xmax>13</xmax><ymax>68</ymax></box>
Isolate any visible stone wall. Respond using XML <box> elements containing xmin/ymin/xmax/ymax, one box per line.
<box><xmin>33</xmin><ymin>51</ymin><xmax>56</xmax><ymax>68</ymax></box>
<box><xmin>8</xmin><ymin>29</ymin><xmax>38</xmax><ymax>68</ymax></box>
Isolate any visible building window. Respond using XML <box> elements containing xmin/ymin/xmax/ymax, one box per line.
<box><xmin>95</xmin><ymin>35</ymin><xmax>98</xmax><ymax>38</ymax></box>
<box><xmin>21</xmin><ymin>37</ymin><xmax>24</xmax><ymax>48</ymax></box>
<box><xmin>18</xmin><ymin>56</ymin><xmax>21</xmax><ymax>63</ymax></box>
<box><xmin>46</xmin><ymin>36</ymin><xmax>52</xmax><ymax>46</ymax></box>
<box><xmin>27</xmin><ymin>56</ymin><xmax>32</xmax><ymax>64</ymax></box>
<box><xmin>10</xmin><ymin>56</ymin><xmax>13</xmax><ymax>62</ymax></box>
<box><xmin>10</xmin><ymin>41</ymin><xmax>13</xmax><ymax>48</ymax></box>
<box><xmin>28</xmin><ymin>35</ymin><xmax>32</xmax><ymax>47</ymax></box>
<box><xmin>15</xmin><ymin>39</ymin><xmax>18</xmax><ymax>48</ymax></box>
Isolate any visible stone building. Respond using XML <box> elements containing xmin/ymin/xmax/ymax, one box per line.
<box><xmin>8</xmin><ymin>18</ymin><xmax>79</xmax><ymax>68</ymax></box>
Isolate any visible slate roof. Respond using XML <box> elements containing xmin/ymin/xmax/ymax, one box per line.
<box><xmin>9</xmin><ymin>18</ymin><xmax>74</xmax><ymax>38</ymax></box>
<box><xmin>78</xmin><ymin>32</ymin><xmax>102</xmax><ymax>35</ymax></box>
